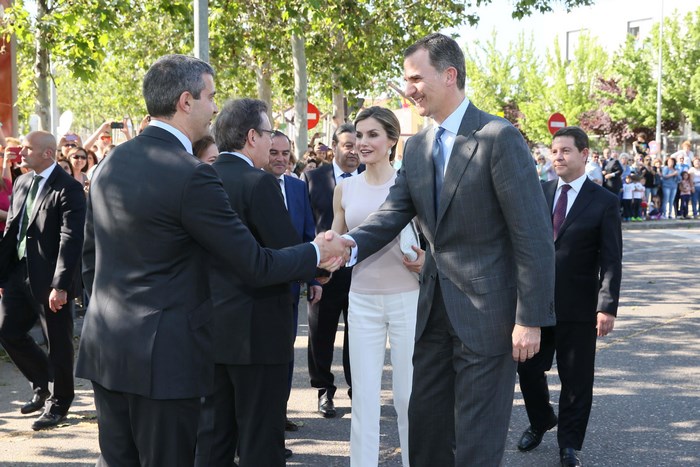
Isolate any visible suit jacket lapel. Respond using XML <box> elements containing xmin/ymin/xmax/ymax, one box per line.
<box><xmin>29</xmin><ymin>166</ymin><xmax>59</xmax><ymax>227</ymax></box>
<box><xmin>435</xmin><ymin>104</ymin><xmax>480</xmax><ymax>226</ymax></box>
<box><xmin>544</xmin><ymin>180</ymin><xmax>557</xmax><ymax>214</ymax></box>
<box><xmin>556</xmin><ymin>178</ymin><xmax>595</xmax><ymax>241</ymax></box>
<box><xmin>418</xmin><ymin>132</ymin><xmax>438</xmax><ymax>231</ymax></box>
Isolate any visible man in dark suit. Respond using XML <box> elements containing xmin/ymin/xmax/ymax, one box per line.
<box><xmin>516</xmin><ymin>126</ymin><xmax>622</xmax><ymax>467</ymax></box>
<box><xmin>602</xmin><ymin>150</ymin><xmax>623</xmax><ymax>195</ymax></box>
<box><xmin>301</xmin><ymin>123</ymin><xmax>362</xmax><ymax>417</ymax></box>
<box><xmin>344</xmin><ymin>33</ymin><xmax>555</xmax><ymax>466</ymax></box>
<box><xmin>194</xmin><ymin>99</ymin><xmax>305</xmax><ymax>467</ymax></box>
<box><xmin>75</xmin><ymin>55</ymin><xmax>350</xmax><ymax>467</ymax></box>
<box><xmin>264</xmin><ymin>130</ymin><xmax>322</xmax><ymax>432</ymax></box>
<box><xmin>0</xmin><ymin>131</ymin><xmax>86</xmax><ymax>431</ymax></box>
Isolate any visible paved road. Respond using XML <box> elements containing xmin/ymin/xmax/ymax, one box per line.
<box><xmin>1</xmin><ymin>225</ymin><xmax>699</xmax><ymax>466</ymax></box>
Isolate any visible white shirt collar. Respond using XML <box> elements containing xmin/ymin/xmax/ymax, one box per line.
<box><xmin>34</xmin><ymin>162</ymin><xmax>57</xmax><ymax>180</ymax></box>
<box><xmin>149</xmin><ymin>119</ymin><xmax>194</xmax><ymax>155</ymax></box>
<box><xmin>557</xmin><ymin>173</ymin><xmax>587</xmax><ymax>193</ymax></box>
<box><xmin>332</xmin><ymin>160</ymin><xmax>358</xmax><ymax>179</ymax></box>
<box><xmin>437</xmin><ymin>97</ymin><xmax>471</xmax><ymax>136</ymax></box>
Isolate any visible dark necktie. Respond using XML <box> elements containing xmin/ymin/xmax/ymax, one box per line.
<box><xmin>552</xmin><ymin>184</ymin><xmax>571</xmax><ymax>239</ymax></box>
<box><xmin>340</xmin><ymin>172</ymin><xmax>352</xmax><ymax>179</ymax></box>
<box><xmin>18</xmin><ymin>175</ymin><xmax>43</xmax><ymax>259</ymax></box>
<box><xmin>433</xmin><ymin>127</ymin><xmax>446</xmax><ymax>214</ymax></box>
<box><xmin>278</xmin><ymin>178</ymin><xmax>288</xmax><ymax>210</ymax></box>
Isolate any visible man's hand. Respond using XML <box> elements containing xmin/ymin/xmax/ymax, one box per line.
<box><xmin>314</xmin><ymin>230</ymin><xmax>354</xmax><ymax>271</ymax></box>
<box><xmin>402</xmin><ymin>245</ymin><xmax>425</xmax><ymax>273</ymax></box>
<box><xmin>49</xmin><ymin>288</ymin><xmax>68</xmax><ymax>313</ymax></box>
<box><xmin>596</xmin><ymin>312</ymin><xmax>615</xmax><ymax>337</ymax></box>
<box><xmin>308</xmin><ymin>285</ymin><xmax>323</xmax><ymax>305</ymax></box>
<box><xmin>512</xmin><ymin>324</ymin><xmax>541</xmax><ymax>362</ymax></box>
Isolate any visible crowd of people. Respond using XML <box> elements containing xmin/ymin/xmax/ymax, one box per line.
<box><xmin>1</xmin><ymin>31</ymin><xmax>683</xmax><ymax>467</ymax></box>
<box><xmin>537</xmin><ymin>135</ymin><xmax>698</xmax><ymax>221</ymax></box>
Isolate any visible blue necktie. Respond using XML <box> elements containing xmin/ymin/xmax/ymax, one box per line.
<box><xmin>18</xmin><ymin>175</ymin><xmax>43</xmax><ymax>259</ymax></box>
<box><xmin>340</xmin><ymin>172</ymin><xmax>352</xmax><ymax>179</ymax></box>
<box><xmin>433</xmin><ymin>127</ymin><xmax>446</xmax><ymax>215</ymax></box>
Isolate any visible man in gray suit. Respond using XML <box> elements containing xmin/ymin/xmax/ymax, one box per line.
<box><xmin>345</xmin><ymin>33</ymin><xmax>556</xmax><ymax>466</ymax></box>
<box><xmin>75</xmin><ymin>55</ymin><xmax>349</xmax><ymax>466</ymax></box>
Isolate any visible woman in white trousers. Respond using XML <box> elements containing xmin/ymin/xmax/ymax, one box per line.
<box><xmin>332</xmin><ymin>107</ymin><xmax>423</xmax><ymax>467</ymax></box>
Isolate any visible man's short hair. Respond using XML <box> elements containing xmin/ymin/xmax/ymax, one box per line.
<box><xmin>553</xmin><ymin>126</ymin><xmax>589</xmax><ymax>152</ymax></box>
<box><xmin>213</xmin><ymin>98</ymin><xmax>267</xmax><ymax>152</ymax></box>
<box><xmin>332</xmin><ymin>123</ymin><xmax>356</xmax><ymax>145</ymax></box>
<box><xmin>405</xmin><ymin>33</ymin><xmax>466</xmax><ymax>91</ymax></box>
<box><xmin>143</xmin><ymin>54</ymin><xmax>215</xmax><ymax>119</ymax></box>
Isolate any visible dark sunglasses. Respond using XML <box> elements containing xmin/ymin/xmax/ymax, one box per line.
<box><xmin>71</xmin><ymin>154</ymin><xmax>87</xmax><ymax>160</ymax></box>
<box><xmin>63</xmin><ymin>143</ymin><xmax>77</xmax><ymax>148</ymax></box>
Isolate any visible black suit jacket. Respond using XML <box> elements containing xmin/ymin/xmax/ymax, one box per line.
<box><xmin>602</xmin><ymin>158</ymin><xmax>623</xmax><ymax>193</ymax></box>
<box><xmin>75</xmin><ymin>126</ymin><xmax>317</xmax><ymax>399</ymax></box>
<box><xmin>209</xmin><ymin>155</ymin><xmax>301</xmax><ymax>365</ymax></box>
<box><xmin>544</xmin><ymin>178</ymin><xmax>622</xmax><ymax>322</ymax></box>
<box><xmin>0</xmin><ymin>165</ymin><xmax>85</xmax><ymax>303</ymax></box>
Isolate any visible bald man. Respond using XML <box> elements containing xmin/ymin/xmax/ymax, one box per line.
<box><xmin>0</xmin><ymin>130</ymin><xmax>86</xmax><ymax>430</ymax></box>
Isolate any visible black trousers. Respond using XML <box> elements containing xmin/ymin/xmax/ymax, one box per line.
<box><xmin>93</xmin><ymin>381</ymin><xmax>200</xmax><ymax>467</ymax></box>
<box><xmin>307</xmin><ymin>267</ymin><xmax>352</xmax><ymax>398</ymax></box>
<box><xmin>0</xmin><ymin>260</ymin><xmax>74</xmax><ymax>415</ymax></box>
<box><xmin>195</xmin><ymin>362</ymin><xmax>288</xmax><ymax>467</ymax></box>
<box><xmin>517</xmin><ymin>322</ymin><xmax>597</xmax><ymax>450</ymax></box>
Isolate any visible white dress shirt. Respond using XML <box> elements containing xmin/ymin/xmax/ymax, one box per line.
<box><xmin>435</xmin><ymin>97</ymin><xmax>471</xmax><ymax>175</ymax></box>
<box><xmin>553</xmin><ymin>173</ymin><xmax>588</xmax><ymax>217</ymax></box>
<box><xmin>149</xmin><ymin>119</ymin><xmax>194</xmax><ymax>155</ymax></box>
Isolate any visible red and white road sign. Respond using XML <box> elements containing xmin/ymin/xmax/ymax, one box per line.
<box><xmin>547</xmin><ymin>112</ymin><xmax>567</xmax><ymax>135</ymax></box>
<box><xmin>307</xmin><ymin>101</ymin><xmax>320</xmax><ymax>130</ymax></box>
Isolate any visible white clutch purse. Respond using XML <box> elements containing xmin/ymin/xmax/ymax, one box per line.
<box><xmin>399</xmin><ymin>219</ymin><xmax>420</xmax><ymax>261</ymax></box>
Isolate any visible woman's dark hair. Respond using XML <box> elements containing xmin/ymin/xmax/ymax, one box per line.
<box><xmin>193</xmin><ymin>135</ymin><xmax>216</xmax><ymax>160</ymax></box>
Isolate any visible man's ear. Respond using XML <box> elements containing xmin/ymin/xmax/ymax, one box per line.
<box><xmin>177</xmin><ymin>91</ymin><xmax>192</xmax><ymax>114</ymax></box>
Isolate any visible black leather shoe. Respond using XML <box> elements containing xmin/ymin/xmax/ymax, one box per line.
<box><xmin>318</xmin><ymin>394</ymin><xmax>336</xmax><ymax>418</ymax></box>
<box><xmin>285</xmin><ymin>418</ymin><xmax>299</xmax><ymax>432</ymax></box>
<box><xmin>32</xmin><ymin>412</ymin><xmax>66</xmax><ymax>431</ymax></box>
<box><xmin>284</xmin><ymin>448</ymin><xmax>293</xmax><ymax>459</ymax></box>
<box><xmin>20</xmin><ymin>393</ymin><xmax>49</xmax><ymax>415</ymax></box>
<box><xmin>517</xmin><ymin>416</ymin><xmax>558</xmax><ymax>452</ymax></box>
<box><xmin>560</xmin><ymin>447</ymin><xmax>582</xmax><ymax>467</ymax></box>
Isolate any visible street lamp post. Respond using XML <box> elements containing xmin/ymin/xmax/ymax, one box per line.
<box><xmin>655</xmin><ymin>0</ymin><xmax>663</xmax><ymax>155</ymax></box>
<box><xmin>194</xmin><ymin>0</ymin><xmax>209</xmax><ymax>63</ymax></box>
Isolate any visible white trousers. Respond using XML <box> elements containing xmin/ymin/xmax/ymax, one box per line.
<box><xmin>348</xmin><ymin>289</ymin><xmax>419</xmax><ymax>467</ymax></box>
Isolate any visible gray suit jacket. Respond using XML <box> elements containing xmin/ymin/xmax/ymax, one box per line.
<box><xmin>349</xmin><ymin>103</ymin><xmax>556</xmax><ymax>356</ymax></box>
<box><xmin>75</xmin><ymin>126</ymin><xmax>318</xmax><ymax>399</ymax></box>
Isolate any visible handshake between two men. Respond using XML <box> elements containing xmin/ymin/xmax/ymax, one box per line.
<box><xmin>313</xmin><ymin>230</ymin><xmax>354</xmax><ymax>280</ymax></box>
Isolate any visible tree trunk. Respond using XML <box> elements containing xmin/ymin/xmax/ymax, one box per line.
<box><xmin>291</xmin><ymin>32</ymin><xmax>308</xmax><ymax>162</ymax></box>
<box><xmin>332</xmin><ymin>79</ymin><xmax>345</xmax><ymax>124</ymax></box>
<box><xmin>35</xmin><ymin>0</ymin><xmax>51</xmax><ymax>131</ymax></box>
<box><xmin>255</xmin><ymin>62</ymin><xmax>273</xmax><ymax>124</ymax></box>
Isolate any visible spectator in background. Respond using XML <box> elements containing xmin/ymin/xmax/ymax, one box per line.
<box><xmin>621</xmin><ymin>175</ymin><xmax>635</xmax><ymax>221</ymax></box>
<box><xmin>0</xmin><ymin>140</ymin><xmax>19</xmax><ymax>232</ymax></box>
<box><xmin>57</xmin><ymin>157</ymin><xmax>73</xmax><ymax>175</ymax></box>
<box><xmin>585</xmin><ymin>152</ymin><xmax>603</xmax><ymax>185</ymax></box>
<box><xmin>672</xmin><ymin>140</ymin><xmax>694</xmax><ymax>167</ymax></box>
<box><xmin>602</xmin><ymin>150</ymin><xmax>623</xmax><ymax>196</ymax></box>
<box><xmin>640</xmin><ymin>156</ymin><xmax>656</xmax><ymax>203</ymax></box>
<box><xmin>688</xmin><ymin>158</ymin><xmax>700</xmax><ymax>218</ymax></box>
<box><xmin>632</xmin><ymin>132</ymin><xmax>649</xmax><ymax>158</ymax></box>
<box><xmin>536</xmin><ymin>155</ymin><xmax>549</xmax><ymax>182</ymax></box>
<box><xmin>631</xmin><ymin>174</ymin><xmax>645</xmax><ymax>221</ymax></box>
<box><xmin>58</xmin><ymin>133</ymin><xmax>83</xmax><ymax>159</ymax></box>
<box><xmin>661</xmin><ymin>157</ymin><xmax>680</xmax><ymax>219</ymax></box>
<box><xmin>67</xmin><ymin>147</ymin><xmax>89</xmax><ymax>188</ymax></box>
<box><xmin>678</xmin><ymin>171</ymin><xmax>694</xmax><ymax>220</ymax></box>
<box><xmin>619</xmin><ymin>153</ymin><xmax>631</xmax><ymax>180</ymax></box>
<box><xmin>193</xmin><ymin>135</ymin><xmax>218</xmax><ymax>164</ymax></box>
<box><xmin>86</xmin><ymin>150</ymin><xmax>99</xmax><ymax>179</ymax></box>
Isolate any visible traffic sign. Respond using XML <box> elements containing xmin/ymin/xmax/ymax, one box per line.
<box><xmin>547</xmin><ymin>112</ymin><xmax>567</xmax><ymax>135</ymax></box>
<box><xmin>307</xmin><ymin>101</ymin><xmax>320</xmax><ymax>130</ymax></box>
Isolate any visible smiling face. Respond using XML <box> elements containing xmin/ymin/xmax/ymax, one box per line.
<box><xmin>355</xmin><ymin>117</ymin><xmax>397</xmax><ymax>166</ymax></box>
<box><xmin>267</xmin><ymin>136</ymin><xmax>291</xmax><ymax>177</ymax></box>
<box><xmin>551</xmin><ymin>135</ymin><xmax>588</xmax><ymax>183</ymax></box>
<box><xmin>333</xmin><ymin>131</ymin><xmax>359</xmax><ymax>173</ymax></box>
<box><xmin>403</xmin><ymin>48</ymin><xmax>454</xmax><ymax>123</ymax></box>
